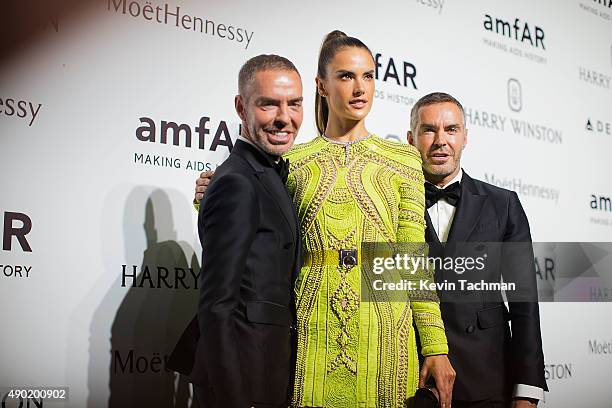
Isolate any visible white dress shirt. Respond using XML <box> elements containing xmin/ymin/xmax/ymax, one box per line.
<box><xmin>426</xmin><ymin>169</ymin><xmax>545</xmax><ymax>402</ymax></box>
<box><xmin>426</xmin><ymin>170</ymin><xmax>463</xmax><ymax>243</ymax></box>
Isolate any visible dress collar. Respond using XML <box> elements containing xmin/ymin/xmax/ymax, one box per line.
<box><xmin>320</xmin><ymin>133</ymin><xmax>372</xmax><ymax>146</ymax></box>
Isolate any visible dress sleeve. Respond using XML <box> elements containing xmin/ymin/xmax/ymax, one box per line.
<box><xmin>396</xmin><ymin>161</ymin><xmax>449</xmax><ymax>357</ymax></box>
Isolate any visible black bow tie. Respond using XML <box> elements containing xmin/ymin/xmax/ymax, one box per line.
<box><xmin>425</xmin><ymin>181</ymin><xmax>461</xmax><ymax>208</ymax></box>
<box><xmin>274</xmin><ymin>157</ymin><xmax>289</xmax><ymax>183</ymax></box>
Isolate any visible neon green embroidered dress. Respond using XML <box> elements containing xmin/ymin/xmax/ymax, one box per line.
<box><xmin>284</xmin><ymin>134</ymin><xmax>448</xmax><ymax>408</ymax></box>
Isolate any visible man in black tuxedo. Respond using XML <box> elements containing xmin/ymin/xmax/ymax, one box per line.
<box><xmin>168</xmin><ymin>55</ymin><xmax>304</xmax><ymax>408</ymax></box>
<box><xmin>408</xmin><ymin>92</ymin><xmax>547</xmax><ymax>408</ymax></box>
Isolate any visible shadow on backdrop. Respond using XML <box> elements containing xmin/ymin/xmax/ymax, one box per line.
<box><xmin>89</xmin><ymin>188</ymin><xmax>200</xmax><ymax>408</ymax></box>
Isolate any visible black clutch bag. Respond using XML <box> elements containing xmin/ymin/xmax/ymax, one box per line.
<box><xmin>410</xmin><ymin>387</ymin><xmax>440</xmax><ymax>408</ymax></box>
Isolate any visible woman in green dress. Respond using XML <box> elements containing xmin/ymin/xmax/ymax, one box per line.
<box><xmin>284</xmin><ymin>31</ymin><xmax>454</xmax><ymax>408</ymax></box>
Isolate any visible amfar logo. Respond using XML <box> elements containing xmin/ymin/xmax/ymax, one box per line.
<box><xmin>2</xmin><ymin>212</ymin><xmax>32</xmax><ymax>252</ymax></box>
<box><xmin>1</xmin><ymin>212</ymin><xmax>33</xmax><ymax>279</ymax></box>
<box><xmin>579</xmin><ymin>0</ymin><xmax>612</xmax><ymax>20</ymax></box>
<box><xmin>535</xmin><ymin>256</ymin><xmax>555</xmax><ymax>281</ymax></box>
<box><xmin>544</xmin><ymin>363</ymin><xmax>572</xmax><ymax>380</ymax></box>
<box><xmin>585</xmin><ymin>118</ymin><xmax>611</xmax><ymax>135</ymax></box>
<box><xmin>373</xmin><ymin>53</ymin><xmax>419</xmax><ymax>106</ymax></box>
<box><xmin>374</xmin><ymin>53</ymin><xmax>417</xmax><ymax>90</ymax></box>
<box><xmin>507</xmin><ymin>78</ymin><xmax>522</xmax><ymax>112</ymax></box>
<box><xmin>136</xmin><ymin>116</ymin><xmax>236</xmax><ymax>153</ymax></box>
<box><xmin>415</xmin><ymin>0</ymin><xmax>445</xmax><ymax>14</ymax></box>
<box><xmin>591</xmin><ymin>286</ymin><xmax>612</xmax><ymax>301</ymax></box>
<box><xmin>483</xmin><ymin>14</ymin><xmax>546</xmax><ymax>50</ymax></box>
<box><xmin>594</xmin><ymin>0</ymin><xmax>612</xmax><ymax>8</ymax></box>
<box><xmin>590</xmin><ymin>194</ymin><xmax>612</xmax><ymax>212</ymax></box>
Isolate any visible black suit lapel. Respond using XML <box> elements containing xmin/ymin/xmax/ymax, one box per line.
<box><xmin>424</xmin><ymin>210</ymin><xmax>441</xmax><ymax>244</ymax></box>
<box><xmin>257</xmin><ymin>169</ymin><xmax>298</xmax><ymax>242</ymax></box>
<box><xmin>233</xmin><ymin>140</ymin><xmax>298</xmax><ymax>242</ymax></box>
<box><xmin>446</xmin><ymin>172</ymin><xmax>487</xmax><ymax>243</ymax></box>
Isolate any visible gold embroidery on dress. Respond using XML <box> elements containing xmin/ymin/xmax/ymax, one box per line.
<box><xmin>327</xmin><ymin>187</ymin><xmax>352</xmax><ymax>204</ymax></box>
<box><xmin>399</xmin><ymin>208</ymin><xmax>426</xmax><ymax>227</ymax></box>
<box><xmin>413</xmin><ymin>312</ymin><xmax>446</xmax><ymax>329</ymax></box>
<box><xmin>396</xmin><ymin>305</ymin><xmax>412</xmax><ymax>406</ymax></box>
<box><xmin>300</xmin><ymin>157</ymin><xmax>337</xmax><ymax>236</ymax></box>
<box><xmin>326</xmin><ymin>229</ymin><xmax>359</xmax><ymax>374</ymax></box>
<box><xmin>361</xmin><ymin>149</ymin><xmax>423</xmax><ymax>185</ymax></box>
<box><xmin>346</xmin><ymin>157</ymin><xmax>395</xmax><ymax>243</ymax></box>
<box><xmin>293</xmin><ymin>222</ymin><xmax>326</xmax><ymax>407</ymax></box>
<box><xmin>328</xmin><ymin>263</ymin><xmax>359</xmax><ymax>374</ymax></box>
<box><xmin>372</xmin><ymin>166</ymin><xmax>400</xmax><ymax>231</ymax></box>
<box><xmin>353</xmin><ymin>222</ymin><xmax>395</xmax><ymax>408</ymax></box>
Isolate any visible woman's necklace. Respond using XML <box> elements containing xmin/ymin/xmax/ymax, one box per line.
<box><xmin>321</xmin><ymin>133</ymin><xmax>372</xmax><ymax>163</ymax></box>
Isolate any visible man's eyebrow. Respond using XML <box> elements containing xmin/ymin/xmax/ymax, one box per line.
<box><xmin>289</xmin><ymin>97</ymin><xmax>304</xmax><ymax>103</ymax></box>
<box><xmin>255</xmin><ymin>97</ymin><xmax>279</xmax><ymax>105</ymax></box>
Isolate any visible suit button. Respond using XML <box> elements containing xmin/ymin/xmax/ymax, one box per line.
<box><xmin>283</xmin><ymin>242</ymin><xmax>293</xmax><ymax>249</ymax></box>
<box><xmin>466</xmin><ymin>325</ymin><xmax>476</xmax><ymax>334</ymax></box>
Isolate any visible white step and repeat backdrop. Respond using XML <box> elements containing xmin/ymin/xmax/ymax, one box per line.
<box><xmin>1</xmin><ymin>0</ymin><xmax>612</xmax><ymax>407</ymax></box>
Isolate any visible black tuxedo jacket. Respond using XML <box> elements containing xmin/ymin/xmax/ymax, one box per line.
<box><xmin>425</xmin><ymin>171</ymin><xmax>547</xmax><ymax>401</ymax></box>
<box><xmin>168</xmin><ymin>140</ymin><xmax>302</xmax><ymax>408</ymax></box>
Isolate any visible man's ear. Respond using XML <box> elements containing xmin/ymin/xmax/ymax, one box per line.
<box><xmin>463</xmin><ymin>127</ymin><xmax>468</xmax><ymax>149</ymax></box>
<box><xmin>407</xmin><ymin>130</ymin><xmax>415</xmax><ymax>145</ymax></box>
<box><xmin>235</xmin><ymin>95</ymin><xmax>246</xmax><ymax>121</ymax></box>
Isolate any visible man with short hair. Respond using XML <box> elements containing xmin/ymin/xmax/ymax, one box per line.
<box><xmin>169</xmin><ymin>54</ymin><xmax>304</xmax><ymax>408</ymax></box>
<box><xmin>408</xmin><ymin>92</ymin><xmax>547</xmax><ymax>408</ymax></box>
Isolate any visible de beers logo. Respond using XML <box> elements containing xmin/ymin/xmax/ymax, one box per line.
<box><xmin>507</xmin><ymin>78</ymin><xmax>522</xmax><ymax>112</ymax></box>
<box><xmin>585</xmin><ymin>118</ymin><xmax>611</xmax><ymax>135</ymax></box>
